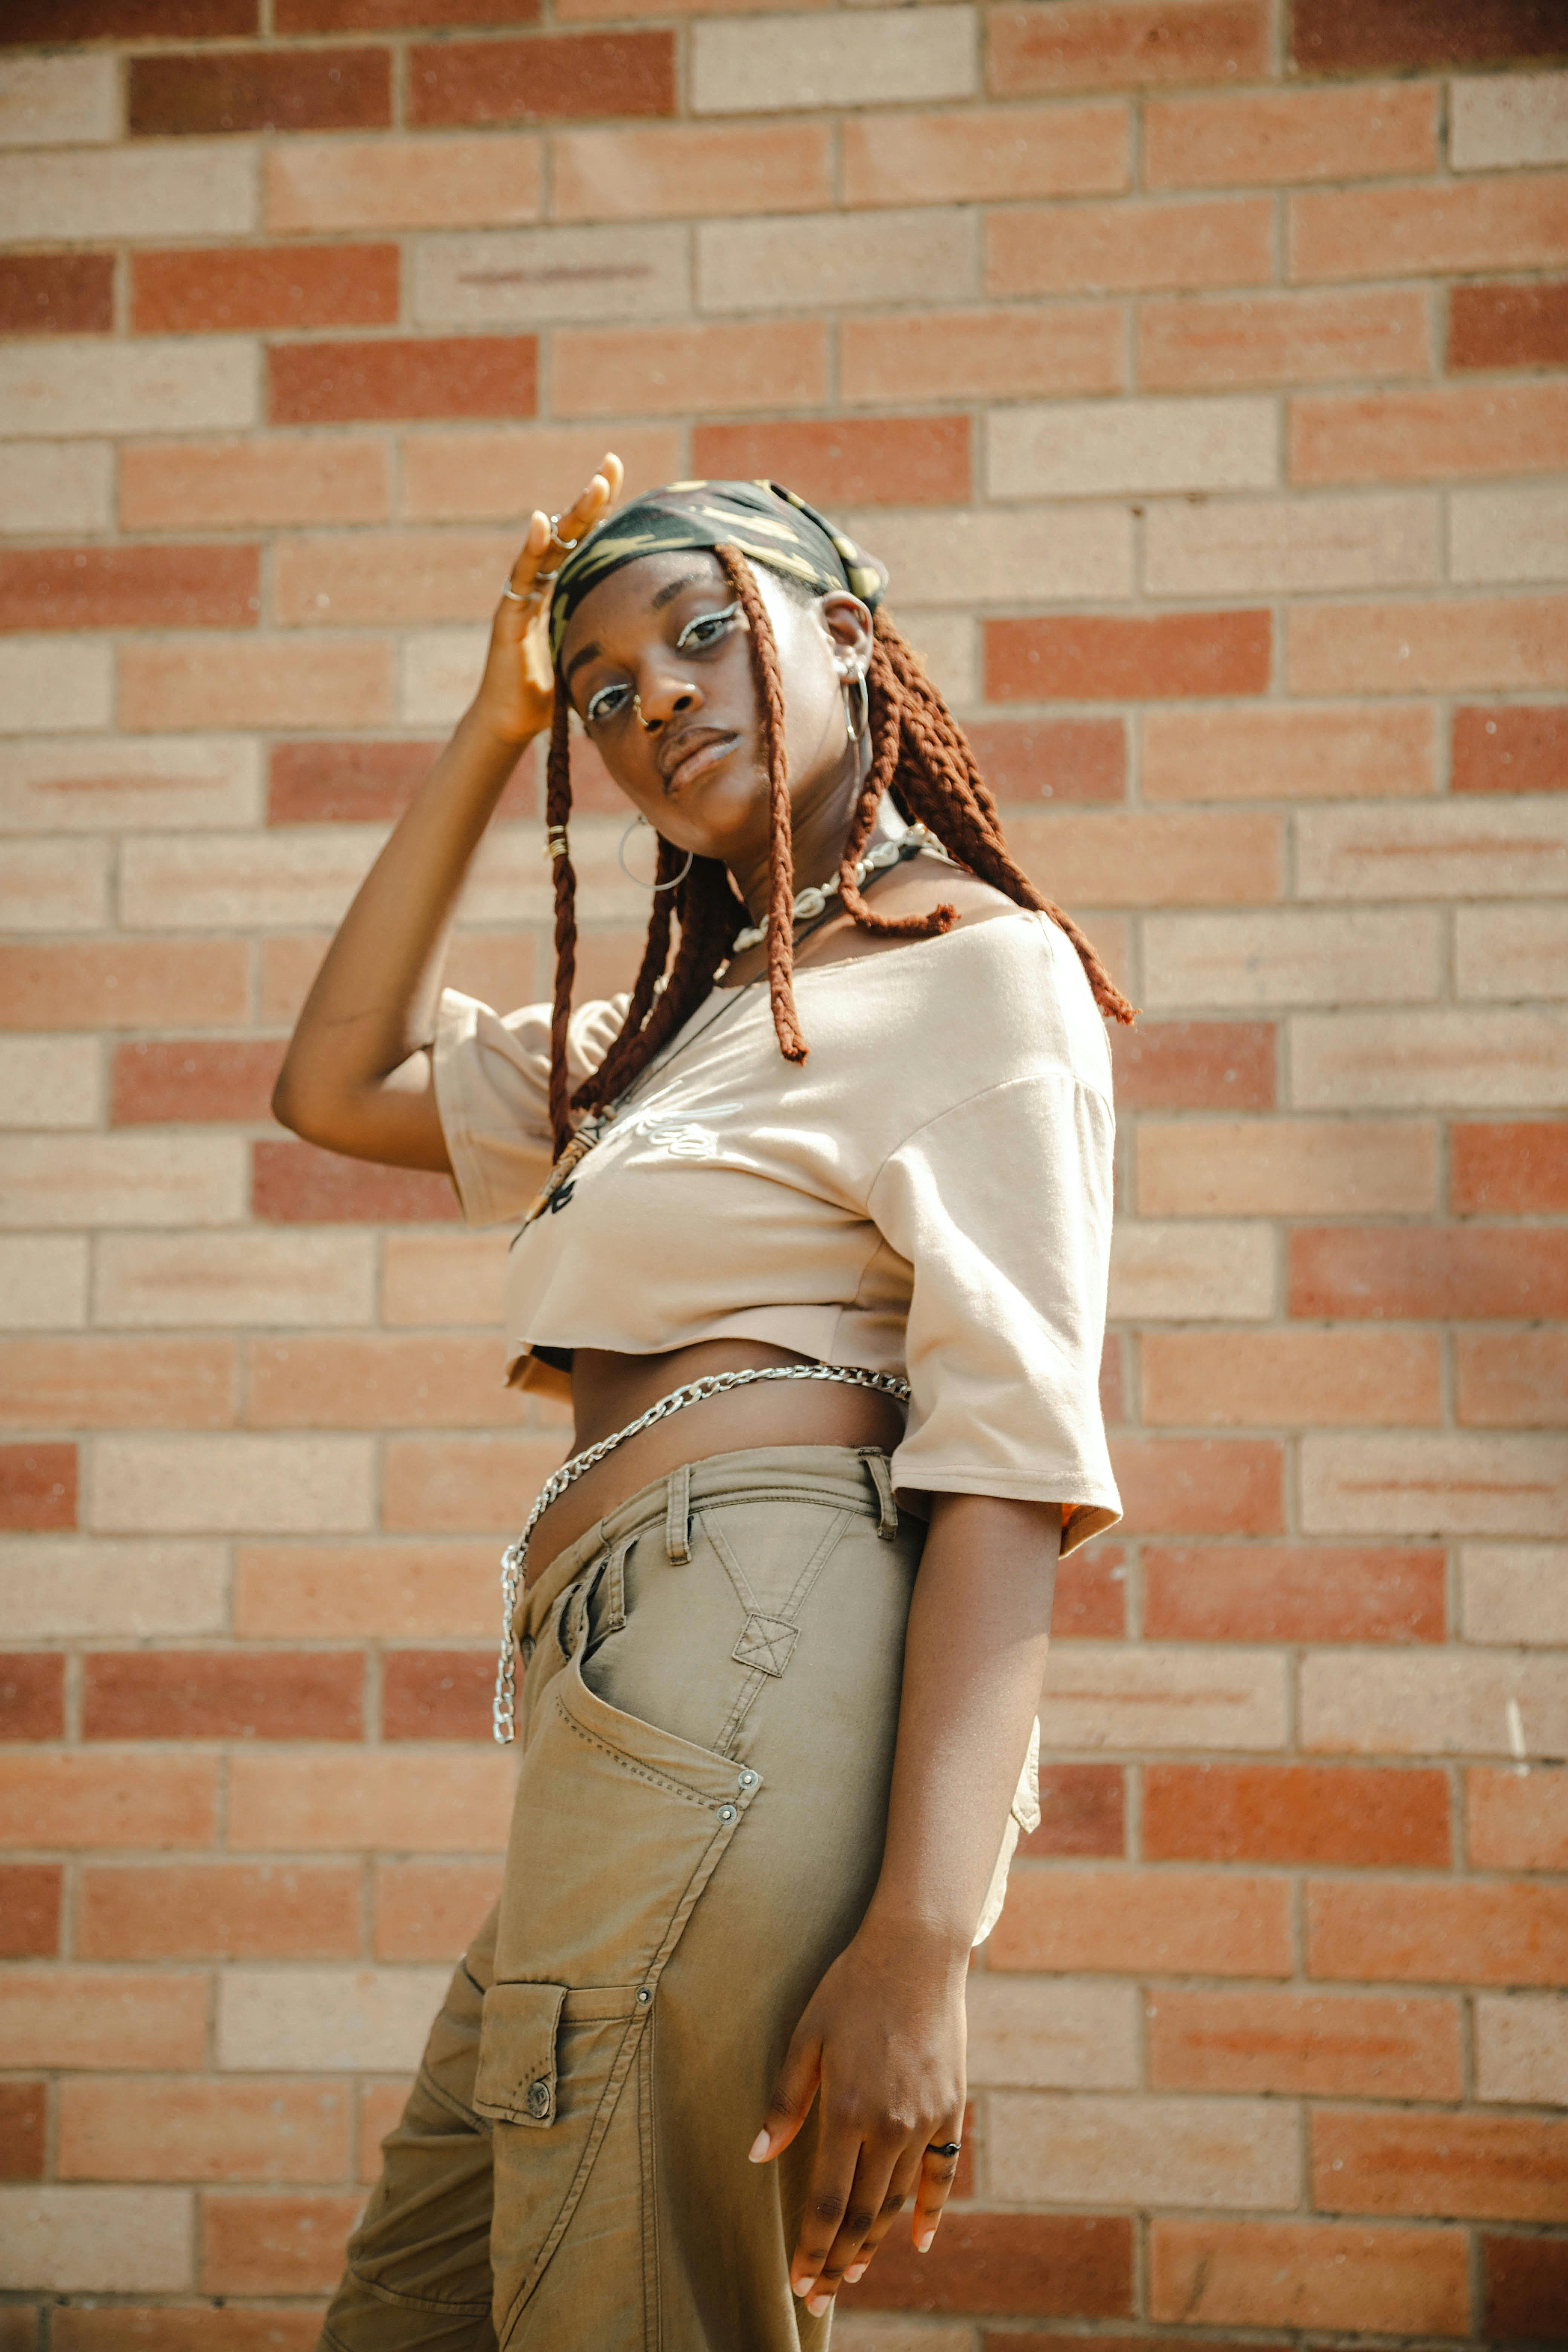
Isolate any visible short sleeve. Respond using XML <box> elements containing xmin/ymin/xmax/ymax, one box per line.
<box><xmin>431</xmin><ymin>986</ymin><xmax>629</xmax><ymax>1227</ymax></box>
<box><xmin>868</xmin><ymin>1070</ymin><xmax>1121</xmax><ymax>1557</ymax></box>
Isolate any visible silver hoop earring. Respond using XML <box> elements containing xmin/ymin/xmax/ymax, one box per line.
<box><xmin>619</xmin><ymin>813</ymin><xmax>693</xmax><ymax>893</ymax></box>
<box><xmin>844</xmin><ymin>671</ymin><xmax>869</xmax><ymax>745</ymax></box>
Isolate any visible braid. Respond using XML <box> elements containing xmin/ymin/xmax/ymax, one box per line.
<box><xmin>714</xmin><ymin>543</ymin><xmax>806</xmax><ymax>1062</ymax></box>
<box><xmin>572</xmin><ymin>830</ymin><xmax>679</xmax><ymax>1116</ymax></box>
<box><xmin>544</xmin><ymin>688</ymin><xmax>577</xmax><ymax>1157</ymax></box>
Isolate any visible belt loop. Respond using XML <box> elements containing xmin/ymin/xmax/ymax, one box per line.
<box><xmin>666</xmin><ymin>1463</ymin><xmax>692</xmax><ymax>1563</ymax></box>
<box><xmin>861</xmin><ymin>1449</ymin><xmax>899</xmax><ymax>1539</ymax></box>
<box><xmin>602</xmin><ymin>1533</ymin><xmax>632</xmax><ymax>1633</ymax></box>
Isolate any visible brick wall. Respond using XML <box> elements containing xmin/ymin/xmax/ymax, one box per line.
<box><xmin>1</xmin><ymin>0</ymin><xmax>1565</xmax><ymax>2342</ymax></box>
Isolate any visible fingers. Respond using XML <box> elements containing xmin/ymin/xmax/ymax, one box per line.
<box><xmin>797</xmin><ymin>2141</ymin><xmax>899</xmax><ymax>2317</ymax></box>
<box><xmin>749</xmin><ymin>2025</ymin><xmax>821</xmax><ymax>2167</ymax></box>
<box><xmin>841</xmin><ymin>2147</ymin><xmax>923</xmax><ymax>2285</ymax></box>
<box><xmin>556</xmin><ymin>450</ymin><xmax>622</xmax><ymax>548</ymax></box>
<box><xmin>498</xmin><ymin>452</ymin><xmax>621</xmax><ymax>616</ymax></box>
<box><xmin>910</xmin><ymin>2131</ymin><xmax>963</xmax><ymax>2255</ymax></box>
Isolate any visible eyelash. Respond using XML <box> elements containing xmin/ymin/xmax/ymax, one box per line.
<box><xmin>583</xmin><ymin>602</ymin><xmax>742</xmax><ymax>728</ymax></box>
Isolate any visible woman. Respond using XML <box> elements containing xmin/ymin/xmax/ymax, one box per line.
<box><xmin>276</xmin><ymin>458</ymin><xmax>1130</xmax><ymax>2351</ymax></box>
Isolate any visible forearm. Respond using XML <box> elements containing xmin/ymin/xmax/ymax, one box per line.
<box><xmin>861</xmin><ymin>1490</ymin><xmax>1058</xmax><ymax>1958</ymax></box>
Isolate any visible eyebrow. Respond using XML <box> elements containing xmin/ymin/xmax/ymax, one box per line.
<box><xmin>562</xmin><ymin>570</ymin><xmax>709</xmax><ymax>688</ymax></box>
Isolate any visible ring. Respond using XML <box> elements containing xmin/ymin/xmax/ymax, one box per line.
<box><xmin>501</xmin><ymin>576</ymin><xmax>530</xmax><ymax>602</ymax></box>
<box><xmin>926</xmin><ymin>2141</ymin><xmax>961</xmax><ymax>2159</ymax></box>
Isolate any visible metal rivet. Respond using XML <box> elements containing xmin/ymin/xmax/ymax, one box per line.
<box><xmin>636</xmin><ymin>1988</ymin><xmax>651</xmax><ymax>2004</ymax></box>
<box><xmin>717</xmin><ymin>1804</ymin><xmax>736</xmax><ymax>1822</ymax></box>
<box><xmin>526</xmin><ymin>2079</ymin><xmax>551</xmax><ymax>2118</ymax></box>
<box><xmin>738</xmin><ymin>1770</ymin><xmax>756</xmax><ymax>1788</ymax></box>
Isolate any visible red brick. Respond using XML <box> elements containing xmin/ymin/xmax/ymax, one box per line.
<box><xmin>1</xmin><ymin>1752</ymin><xmax>218</xmax><ymax>1850</ymax></box>
<box><xmin>0</xmin><ymin>1864</ymin><xmax>62</xmax><ymax>1958</ymax></box>
<box><xmin>1308</xmin><ymin>1878</ymin><xmax>1568</xmax><ymax>1986</ymax></box>
<box><xmin>1484</xmin><ymin>2231</ymin><xmax>1568</xmax><ymax>2341</ymax></box>
<box><xmin>1151</xmin><ymin>2216</ymin><xmax>1470</xmax><ymax>2334</ymax></box>
<box><xmin>1314</xmin><ymin>2108</ymin><xmax>1568</xmax><ymax>2223</ymax></box>
<box><xmin>1453</xmin><ymin>705</ymin><xmax>1568</xmax><ymax>795</ymax></box>
<box><xmin>1147</xmin><ymin>1987</ymin><xmax>1461</xmax><ymax>2099</ymax></box>
<box><xmin>0</xmin><ymin>1444</ymin><xmax>77</xmax><ymax>1532</ymax></box>
<box><xmin>245</xmin><ymin>1335</ymin><xmax>515</xmax><ymax>1430</ymax></box>
<box><xmin>0</xmin><ymin>942</ymin><xmax>249</xmax><ymax>1034</ymax></box>
<box><xmin>693</xmin><ymin>415</ymin><xmax>970</xmax><ymax>509</ymax></box>
<box><xmin>280</xmin><ymin>0</ymin><xmax>537</xmax><ymax>23</ymax></box>
<box><xmin>112</xmin><ymin>1042</ymin><xmax>283</xmax><ymax>1128</ymax></box>
<box><xmin>1110</xmin><ymin>1020</ymin><xmax>1276</xmax><ymax>1109</ymax></box>
<box><xmin>1145</xmin><ymin>79</ymin><xmax>1436</xmax><ymax>188</ymax></box>
<box><xmin>83</xmin><ymin>1652</ymin><xmax>363</xmax><ymax>1743</ymax></box>
<box><xmin>410</xmin><ymin>31</ymin><xmax>675</xmax><ymax>126</ymax></box>
<box><xmin>374</xmin><ymin>1858</ymin><xmax>501</xmax><ymax>1960</ymax></box>
<box><xmin>132</xmin><ymin>244</ymin><xmax>398</xmax><ymax>334</ymax></box>
<box><xmin>267</xmin><ymin>739</ymin><xmax>444</xmax><ymax>824</ymax></box>
<box><xmin>3</xmin><ymin>0</ymin><xmax>253</xmax><ymax>30</ymax></box>
<box><xmin>252</xmin><ymin>1139</ymin><xmax>458</xmax><ymax>1225</ymax></box>
<box><xmin>0</xmin><ymin>1338</ymin><xmax>236</xmax><ymax>1432</ymax></box>
<box><xmin>1292</xmin><ymin>0</ymin><xmax>1568</xmax><ymax>71</ymax></box>
<box><xmin>0</xmin><ymin>256</ymin><xmax>114</xmax><ymax>337</ymax></box>
<box><xmin>0</xmin><ymin>547</ymin><xmax>257</xmax><ymax>634</ymax></box>
<box><xmin>1144</xmin><ymin>1762</ymin><xmax>1450</xmax><ymax>1868</ymax></box>
<box><xmin>1457</xmin><ymin>1331</ymin><xmax>1568</xmax><ymax>1428</ymax></box>
<box><xmin>1055</xmin><ymin>1543</ymin><xmax>1127</xmax><ymax>1637</ymax></box>
<box><xmin>1291</xmin><ymin>379</ymin><xmax>1568</xmax><ymax>485</ymax></box>
<box><xmin>1108</xmin><ymin>1437</ymin><xmax>1284</xmax><ymax>1536</ymax></box>
<box><xmin>842</xmin><ymin>2211</ymin><xmax>1132</xmax><ymax>2318</ymax></box>
<box><xmin>381</xmin><ymin>1649</ymin><xmax>491</xmax><ymax>1740</ymax></box>
<box><xmin>200</xmin><ymin>2190</ymin><xmax>365</xmax><ymax>2294</ymax></box>
<box><xmin>1019</xmin><ymin>1763</ymin><xmax>1125</xmax><ymax>1858</ymax></box>
<box><xmin>1290</xmin><ymin>1225</ymin><xmax>1568</xmax><ymax>1320</ymax></box>
<box><xmin>129</xmin><ymin>47</ymin><xmax>390</xmax><ymax>137</ymax></box>
<box><xmin>1143</xmin><ymin>1544</ymin><xmax>1446</xmax><ymax>1644</ymax></box>
<box><xmin>1452</xmin><ymin>1121</ymin><xmax>1568</xmax><ymax>1214</ymax></box>
<box><xmin>967</xmin><ymin>717</ymin><xmax>1125</xmax><ymax>804</ymax></box>
<box><xmin>1292</xmin><ymin>179</ymin><xmax>1568</xmax><ymax>286</ymax></box>
<box><xmin>986</xmin><ymin>610</ymin><xmax>1270</xmax><ymax>701</ymax></box>
<box><xmin>80</xmin><ymin>1862</ymin><xmax>361</xmax><ymax>1960</ymax></box>
<box><xmin>0</xmin><ymin>2083</ymin><xmax>46</xmax><ymax>2182</ymax></box>
<box><xmin>0</xmin><ymin>1654</ymin><xmax>65</xmax><ymax>1743</ymax></box>
<box><xmin>1451</xmin><ymin>280</ymin><xmax>1568</xmax><ymax>374</ymax></box>
<box><xmin>1098</xmin><ymin>1335</ymin><xmax>1126</xmax><ymax>1425</ymax></box>
<box><xmin>58</xmin><ymin>2075</ymin><xmax>352</xmax><ymax>2187</ymax></box>
<box><xmin>989</xmin><ymin>1866</ymin><xmax>1292</xmax><ymax>1977</ymax></box>
<box><xmin>987</xmin><ymin>194</ymin><xmax>1274</xmax><ymax>298</ymax></box>
<box><xmin>381</xmin><ymin>1434</ymin><xmax>564</xmax><ymax>1534</ymax></box>
<box><xmin>1469</xmin><ymin>1768</ymin><xmax>1568</xmax><ymax>1871</ymax></box>
<box><xmin>268</xmin><ymin>335</ymin><xmax>537</xmax><ymax>426</ymax></box>
<box><xmin>51</xmin><ymin>2316</ymin><xmax>321</xmax><ymax>2352</ymax></box>
<box><xmin>987</xmin><ymin>0</ymin><xmax>1268</xmax><ymax>93</ymax></box>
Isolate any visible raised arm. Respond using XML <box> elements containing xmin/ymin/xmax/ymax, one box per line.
<box><xmin>271</xmin><ymin>459</ymin><xmax>622</xmax><ymax>1171</ymax></box>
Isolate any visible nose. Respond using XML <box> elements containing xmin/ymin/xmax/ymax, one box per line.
<box><xmin>632</xmin><ymin>669</ymin><xmax>701</xmax><ymax>733</ymax></box>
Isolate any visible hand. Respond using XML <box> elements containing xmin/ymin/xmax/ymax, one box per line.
<box><xmin>748</xmin><ymin>1923</ymin><xmax>967</xmax><ymax>2317</ymax></box>
<box><xmin>470</xmin><ymin>452</ymin><xmax>623</xmax><ymax>749</ymax></box>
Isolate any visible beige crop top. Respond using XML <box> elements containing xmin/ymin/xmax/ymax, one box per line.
<box><xmin>432</xmin><ymin>905</ymin><xmax>1122</xmax><ymax>1557</ymax></box>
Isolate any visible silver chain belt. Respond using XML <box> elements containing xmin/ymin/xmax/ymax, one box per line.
<box><xmin>492</xmin><ymin>1361</ymin><xmax>911</xmax><ymax>1743</ymax></box>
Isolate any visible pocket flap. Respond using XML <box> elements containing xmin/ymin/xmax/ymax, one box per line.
<box><xmin>475</xmin><ymin>1980</ymin><xmax>567</xmax><ymax>2128</ymax></box>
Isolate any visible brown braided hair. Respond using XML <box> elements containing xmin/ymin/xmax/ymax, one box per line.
<box><xmin>545</xmin><ymin>544</ymin><xmax>1135</xmax><ymax>1158</ymax></box>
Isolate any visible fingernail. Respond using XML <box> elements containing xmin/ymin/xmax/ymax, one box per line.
<box><xmin>792</xmin><ymin>2276</ymin><xmax>815</xmax><ymax>2300</ymax></box>
<box><xmin>747</xmin><ymin>2130</ymin><xmax>771</xmax><ymax>2164</ymax></box>
<box><xmin>844</xmin><ymin>2262</ymin><xmax>867</xmax><ymax>2283</ymax></box>
<box><xmin>917</xmin><ymin>2230</ymin><xmax>935</xmax><ymax>2254</ymax></box>
<box><xmin>807</xmin><ymin>2294</ymin><xmax>831</xmax><ymax>2317</ymax></box>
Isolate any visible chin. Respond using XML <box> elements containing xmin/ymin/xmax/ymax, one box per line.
<box><xmin>662</xmin><ymin>762</ymin><xmax>764</xmax><ymax>863</ymax></box>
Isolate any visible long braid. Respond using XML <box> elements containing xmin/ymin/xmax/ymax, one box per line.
<box><xmin>544</xmin><ymin>689</ymin><xmax>579</xmax><ymax>1157</ymax></box>
<box><xmin>572</xmin><ymin>830</ymin><xmax>680</xmax><ymax>1116</ymax></box>
<box><xmin>836</xmin><ymin>653</ymin><xmax>957</xmax><ymax>939</ymax></box>
<box><xmin>714</xmin><ymin>542</ymin><xmax>806</xmax><ymax>1063</ymax></box>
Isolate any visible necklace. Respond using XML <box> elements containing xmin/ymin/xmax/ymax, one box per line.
<box><xmin>727</xmin><ymin>822</ymin><xmax>936</xmax><ymax>951</ymax></box>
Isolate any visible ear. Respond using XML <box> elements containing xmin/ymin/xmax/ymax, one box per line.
<box><xmin>816</xmin><ymin>589</ymin><xmax>874</xmax><ymax>678</ymax></box>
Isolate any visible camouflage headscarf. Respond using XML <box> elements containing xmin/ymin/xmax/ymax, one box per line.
<box><xmin>546</xmin><ymin>478</ymin><xmax>888</xmax><ymax>665</ymax></box>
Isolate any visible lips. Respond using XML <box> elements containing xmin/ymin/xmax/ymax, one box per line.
<box><xmin>657</xmin><ymin>725</ymin><xmax>736</xmax><ymax>790</ymax></box>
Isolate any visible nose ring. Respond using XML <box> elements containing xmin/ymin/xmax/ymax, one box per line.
<box><xmin>633</xmin><ymin>695</ymin><xmax>657</xmax><ymax>732</ymax></box>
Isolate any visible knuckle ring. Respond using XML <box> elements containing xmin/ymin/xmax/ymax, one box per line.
<box><xmin>926</xmin><ymin>2141</ymin><xmax>961</xmax><ymax>2159</ymax></box>
<box><xmin>501</xmin><ymin>576</ymin><xmax>529</xmax><ymax>602</ymax></box>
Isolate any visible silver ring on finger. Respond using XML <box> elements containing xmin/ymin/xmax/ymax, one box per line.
<box><xmin>501</xmin><ymin>576</ymin><xmax>530</xmax><ymax>603</ymax></box>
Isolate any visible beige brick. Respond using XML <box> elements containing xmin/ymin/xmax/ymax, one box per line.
<box><xmin>246</xmin><ymin>1333</ymin><xmax>516</xmax><ymax>1430</ymax></box>
<box><xmin>1144</xmin><ymin>493</ymin><xmax>1437</xmax><ymax>597</ymax></box>
<box><xmin>1136</xmin><ymin>1118</ymin><xmax>1437</xmax><ymax>1217</ymax></box>
<box><xmin>1145</xmin><ymin>80</ymin><xmax>1435</xmax><ymax>189</ymax></box>
<box><xmin>413</xmin><ymin>224</ymin><xmax>688</xmax><ymax>329</ymax></box>
<box><xmin>1297</xmin><ymin>800</ymin><xmax>1568</xmax><ymax>903</ymax></box>
<box><xmin>96</xmin><ymin>1231</ymin><xmax>375</xmax><ymax>1330</ymax></box>
<box><xmin>121</xmin><ymin>829</ymin><xmax>381</xmax><ymax>931</ymax></box>
<box><xmin>91</xmin><ymin>1435</ymin><xmax>374</xmax><ymax>1537</ymax></box>
<box><xmin>1300</xmin><ymin>1433</ymin><xmax>1568</xmax><ymax>1541</ymax></box>
<box><xmin>551</xmin><ymin>320</ymin><xmax>823</xmax><ymax>420</ymax></box>
<box><xmin>217</xmin><ymin>1966</ymin><xmax>453</xmax><ymax>2074</ymax></box>
<box><xmin>227</xmin><ymin>1751</ymin><xmax>513</xmax><ymax>1855</ymax></box>
<box><xmin>1457</xmin><ymin>904</ymin><xmax>1568</xmax><ymax>1000</ymax></box>
<box><xmin>1475</xmin><ymin>1995</ymin><xmax>1568</xmax><ymax>2104</ymax></box>
<box><xmin>841</xmin><ymin>302</ymin><xmax>1122</xmax><ymax>405</ymax></box>
<box><xmin>1300</xmin><ymin>1649</ymin><xmax>1568</xmax><ymax>1758</ymax></box>
<box><xmin>1450</xmin><ymin>73</ymin><xmax>1568</xmax><ymax>172</ymax></box>
<box><xmin>0</xmin><ymin>735</ymin><xmax>260</xmax><ymax>833</ymax></box>
<box><xmin>0</xmin><ymin>637</ymin><xmax>112</xmax><ymax>733</ymax></box>
<box><xmin>691</xmin><ymin>7</ymin><xmax>975</xmax><ymax>113</ymax></box>
<box><xmin>698</xmin><ymin>208</ymin><xmax>975</xmax><ymax>314</ymax></box>
<box><xmin>0</xmin><ymin>335</ymin><xmax>255</xmax><ymax>438</ymax></box>
<box><xmin>2</xmin><ymin>1749</ymin><xmax>217</xmax><ymax>1847</ymax></box>
<box><xmin>0</xmin><ymin>144</ymin><xmax>254</xmax><ymax>242</ymax></box>
<box><xmin>1042</xmin><ymin>1643</ymin><xmax>1288</xmax><ymax>1750</ymax></box>
<box><xmin>120</xmin><ymin>436</ymin><xmax>391</xmax><ymax>532</ymax></box>
<box><xmin>0</xmin><ymin>1036</ymin><xmax>98</xmax><ymax>1130</ymax></box>
<box><xmin>57</xmin><ymin>2074</ymin><xmax>353</xmax><ymax>2187</ymax></box>
<box><xmin>400</xmin><ymin>423</ymin><xmax>682</xmax><ymax>520</ymax></box>
<box><xmin>0</xmin><ymin>839</ymin><xmax>109</xmax><ymax>933</ymax></box>
<box><xmin>0</xmin><ymin>1235</ymin><xmax>88</xmax><ymax>1329</ymax></box>
<box><xmin>267</xmin><ymin>132</ymin><xmax>541</xmax><ymax>234</ymax></box>
<box><xmin>458</xmin><ymin>818</ymin><xmax>642</xmax><ymax>928</ymax></box>
<box><xmin>552</xmin><ymin>121</ymin><xmax>831</xmax><ymax>221</ymax></box>
<box><xmin>1462</xmin><ymin>1545</ymin><xmax>1568</xmax><ymax>1647</ymax></box>
<box><xmin>1009</xmin><ymin>812</ymin><xmax>1279</xmax><ymax>907</ymax></box>
<box><xmin>0</xmin><ymin>440</ymin><xmax>112</xmax><ymax>535</ymax></box>
<box><xmin>1137</xmin><ymin>286</ymin><xmax>1430</xmax><ymax>392</ymax></box>
<box><xmin>989</xmin><ymin>2090</ymin><xmax>1298</xmax><ymax>2209</ymax></box>
<box><xmin>0</xmin><ymin>1134</ymin><xmax>244</xmax><ymax>1230</ymax></box>
<box><xmin>1451</xmin><ymin>484</ymin><xmax>1568</xmax><ymax>588</ymax></box>
<box><xmin>966</xmin><ymin>1976</ymin><xmax>1139</xmax><ymax>2090</ymax></box>
<box><xmin>1</xmin><ymin>1966</ymin><xmax>207</xmax><ymax>2069</ymax></box>
<box><xmin>842</xmin><ymin>502</ymin><xmax>1131</xmax><ymax>608</ymax></box>
<box><xmin>1288</xmin><ymin>593</ymin><xmax>1568</xmax><ymax>695</ymax></box>
<box><xmin>1109</xmin><ymin>1220</ymin><xmax>1274</xmax><ymax>1319</ymax></box>
<box><xmin>1142</xmin><ymin>1328</ymin><xmax>1442</xmax><ymax>1429</ymax></box>
<box><xmin>0</xmin><ymin>2188</ymin><xmax>193</xmax><ymax>2294</ymax></box>
<box><xmin>234</xmin><ymin>1541</ymin><xmax>493</xmax><ymax>1639</ymax></box>
<box><xmin>119</xmin><ymin>637</ymin><xmax>393</xmax><ymax>732</ymax></box>
<box><xmin>1290</xmin><ymin>176</ymin><xmax>1568</xmax><ymax>283</ymax></box>
<box><xmin>400</xmin><ymin>626</ymin><xmax>488</xmax><ymax>728</ymax></box>
<box><xmin>0</xmin><ymin>53</ymin><xmax>118</xmax><ymax>147</ymax></box>
<box><xmin>1291</xmin><ymin>1007</ymin><xmax>1568</xmax><ymax>1111</ymax></box>
<box><xmin>0</xmin><ymin>1538</ymin><xmax>227</xmax><ymax>1640</ymax></box>
<box><xmin>898</xmin><ymin>609</ymin><xmax>979</xmax><ymax>711</ymax></box>
<box><xmin>989</xmin><ymin>394</ymin><xmax>1275</xmax><ymax>498</ymax></box>
<box><xmin>988</xmin><ymin>192</ymin><xmax>1273</xmax><ymax>297</ymax></box>
<box><xmin>842</xmin><ymin>99</ymin><xmax>1127</xmax><ymax>207</ymax></box>
<box><xmin>1141</xmin><ymin>703</ymin><xmax>1434</xmax><ymax>803</ymax></box>
<box><xmin>1143</xmin><ymin>909</ymin><xmax>1441</xmax><ymax>1011</ymax></box>
<box><xmin>381</xmin><ymin>1230</ymin><xmax>512</xmax><ymax>1328</ymax></box>
<box><xmin>276</xmin><ymin>528</ymin><xmax>516</xmax><ymax>630</ymax></box>
<box><xmin>833</xmin><ymin>2325</ymin><xmax>975</xmax><ymax>2352</ymax></box>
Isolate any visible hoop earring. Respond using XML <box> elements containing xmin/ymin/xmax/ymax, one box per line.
<box><xmin>844</xmin><ymin>671</ymin><xmax>869</xmax><ymax>745</ymax></box>
<box><xmin>619</xmin><ymin>813</ymin><xmax>693</xmax><ymax>893</ymax></box>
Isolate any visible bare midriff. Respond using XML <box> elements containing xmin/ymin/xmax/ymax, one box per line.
<box><xmin>523</xmin><ymin>1338</ymin><xmax>907</xmax><ymax>1586</ymax></box>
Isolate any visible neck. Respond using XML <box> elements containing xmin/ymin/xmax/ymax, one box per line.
<box><xmin>729</xmin><ymin>752</ymin><xmax>883</xmax><ymax>927</ymax></box>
